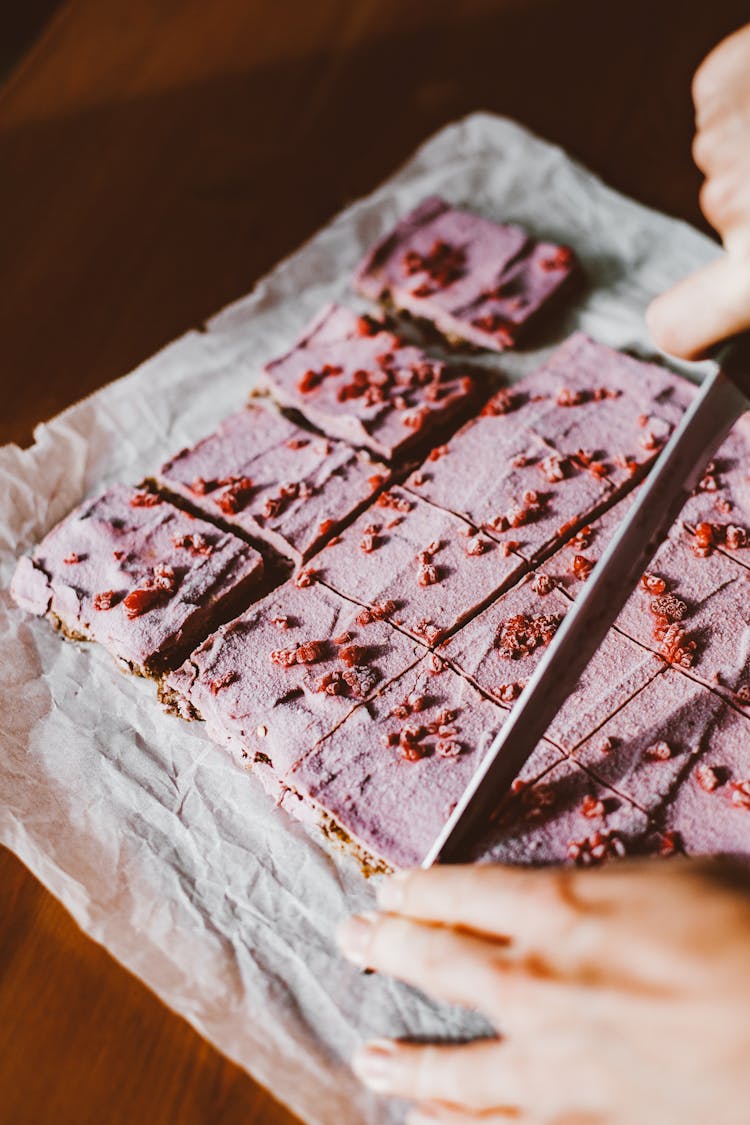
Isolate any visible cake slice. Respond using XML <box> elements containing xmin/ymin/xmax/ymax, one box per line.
<box><xmin>307</xmin><ymin>485</ymin><xmax>527</xmax><ymax>645</ymax></box>
<box><xmin>260</xmin><ymin>303</ymin><xmax>477</xmax><ymax>460</ymax></box>
<box><xmin>157</xmin><ymin>402</ymin><xmax>389</xmax><ymax>563</ymax></box>
<box><xmin>471</xmin><ymin>757</ymin><xmax>651</xmax><ymax>867</ymax></box>
<box><xmin>283</xmin><ymin>655</ymin><xmax>565</xmax><ymax>870</ymax></box>
<box><xmin>676</xmin><ymin>422</ymin><xmax>750</xmax><ymax>572</ymax></box>
<box><xmin>654</xmin><ymin>699</ymin><xmax>750</xmax><ymax>858</ymax></box>
<box><xmin>443</xmin><ymin>572</ymin><xmax>663</xmax><ymax>751</ymax></box>
<box><xmin>570</xmin><ymin>671</ymin><xmax>725</xmax><ymax>818</ymax></box>
<box><xmin>10</xmin><ymin>484</ymin><xmax>264</xmax><ymax>676</ymax></box>
<box><xmin>353</xmin><ymin>195</ymin><xmax>579</xmax><ymax>352</ymax></box>
<box><xmin>404</xmin><ymin>333</ymin><xmax>693</xmax><ymax>560</ymax></box>
<box><xmin>161</xmin><ymin>580</ymin><xmax>423</xmax><ymax>780</ymax></box>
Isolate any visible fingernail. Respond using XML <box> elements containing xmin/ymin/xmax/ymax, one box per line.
<box><xmin>337</xmin><ymin>911</ymin><xmax>378</xmax><ymax>966</ymax></box>
<box><xmin>377</xmin><ymin>869</ymin><xmax>408</xmax><ymax>911</ymax></box>
<box><xmin>352</xmin><ymin>1038</ymin><xmax>400</xmax><ymax>1093</ymax></box>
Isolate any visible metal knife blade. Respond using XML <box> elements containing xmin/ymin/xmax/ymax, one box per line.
<box><xmin>423</xmin><ymin>332</ymin><xmax>750</xmax><ymax>868</ymax></box>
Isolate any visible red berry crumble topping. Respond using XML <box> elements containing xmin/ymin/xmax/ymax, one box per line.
<box><xmin>496</xmin><ymin>613</ymin><xmax>561</xmax><ymax>659</ymax></box>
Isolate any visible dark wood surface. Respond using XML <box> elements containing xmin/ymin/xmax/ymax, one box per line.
<box><xmin>1</xmin><ymin>2</ymin><xmax>747</xmax><ymax>1122</ymax></box>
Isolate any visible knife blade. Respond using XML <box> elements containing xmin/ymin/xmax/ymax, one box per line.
<box><xmin>423</xmin><ymin>332</ymin><xmax>750</xmax><ymax>867</ymax></box>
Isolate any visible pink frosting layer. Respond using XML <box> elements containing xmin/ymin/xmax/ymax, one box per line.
<box><xmin>443</xmin><ymin>574</ymin><xmax>662</xmax><ymax>751</ymax></box>
<box><xmin>657</xmin><ymin>698</ymin><xmax>750</xmax><ymax>858</ymax></box>
<box><xmin>10</xmin><ymin>484</ymin><xmax>264</xmax><ymax>674</ymax></box>
<box><xmin>308</xmin><ymin>485</ymin><xmax>526</xmax><ymax>644</ymax></box>
<box><xmin>285</xmin><ymin>656</ymin><xmax>565</xmax><ymax>869</ymax></box>
<box><xmin>261</xmin><ymin>303</ymin><xmax>476</xmax><ymax>460</ymax></box>
<box><xmin>570</xmin><ymin>669</ymin><xmax>721</xmax><ymax>817</ymax></box>
<box><xmin>353</xmin><ymin>195</ymin><xmax>579</xmax><ymax>351</ymax></box>
<box><xmin>405</xmin><ymin>332</ymin><xmax>693</xmax><ymax>560</ymax></box>
<box><xmin>158</xmin><ymin>402</ymin><xmax>389</xmax><ymax>563</ymax></box>
<box><xmin>163</xmin><ymin>580</ymin><xmax>423</xmax><ymax>777</ymax></box>
<box><xmin>472</xmin><ymin>757</ymin><xmax>650</xmax><ymax>867</ymax></box>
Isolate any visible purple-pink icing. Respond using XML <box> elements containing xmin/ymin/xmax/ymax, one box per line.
<box><xmin>162</xmin><ymin>580</ymin><xmax>423</xmax><ymax>778</ymax></box>
<box><xmin>260</xmin><ymin>303</ymin><xmax>476</xmax><ymax>460</ymax></box>
<box><xmin>404</xmin><ymin>333</ymin><xmax>692</xmax><ymax>561</ymax></box>
<box><xmin>10</xmin><ymin>484</ymin><xmax>264</xmax><ymax>675</ymax></box>
<box><xmin>443</xmin><ymin>574</ymin><xmax>662</xmax><ymax>751</ymax></box>
<box><xmin>353</xmin><ymin>195</ymin><xmax>579</xmax><ymax>352</ymax></box>
<box><xmin>285</xmin><ymin>656</ymin><xmax>564</xmax><ymax>869</ymax></box>
<box><xmin>158</xmin><ymin>402</ymin><xmax>388</xmax><ymax>563</ymax></box>
<box><xmin>472</xmin><ymin>757</ymin><xmax>649</xmax><ymax>867</ymax></box>
<box><xmin>570</xmin><ymin>669</ymin><xmax>721</xmax><ymax>815</ymax></box>
<box><xmin>309</xmin><ymin>485</ymin><xmax>526</xmax><ymax>644</ymax></box>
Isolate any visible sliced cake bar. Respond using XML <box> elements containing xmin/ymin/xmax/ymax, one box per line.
<box><xmin>158</xmin><ymin>402</ymin><xmax>389</xmax><ymax>563</ymax></box>
<box><xmin>353</xmin><ymin>195</ymin><xmax>579</xmax><ymax>352</ymax></box>
<box><xmin>161</xmin><ymin>579</ymin><xmax>423</xmax><ymax>780</ymax></box>
<box><xmin>260</xmin><ymin>303</ymin><xmax>477</xmax><ymax>460</ymax></box>
<box><xmin>308</xmin><ymin>485</ymin><xmax>526</xmax><ymax>644</ymax></box>
<box><xmin>11</xmin><ymin>484</ymin><xmax>264</xmax><ymax>676</ymax></box>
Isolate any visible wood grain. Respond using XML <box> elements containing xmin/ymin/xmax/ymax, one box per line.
<box><xmin>1</xmin><ymin>1</ymin><xmax>747</xmax><ymax>1122</ymax></box>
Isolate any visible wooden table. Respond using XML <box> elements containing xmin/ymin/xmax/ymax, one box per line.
<box><xmin>1</xmin><ymin>1</ymin><xmax>746</xmax><ymax>1121</ymax></box>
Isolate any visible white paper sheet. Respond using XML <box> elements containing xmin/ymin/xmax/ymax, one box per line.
<box><xmin>0</xmin><ymin>113</ymin><xmax>721</xmax><ymax>1124</ymax></box>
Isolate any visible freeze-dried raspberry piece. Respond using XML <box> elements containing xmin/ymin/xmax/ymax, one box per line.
<box><xmin>659</xmin><ymin>624</ymin><xmax>696</xmax><ymax>668</ymax></box>
<box><xmin>695</xmin><ymin>764</ymin><xmax>721</xmax><ymax>792</ymax></box>
<box><xmin>417</xmin><ymin>564</ymin><xmax>439</xmax><ymax>587</ymax></box>
<box><xmin>496</xmin><ymin>613</ymin><xmax>561</xmax><ymax>659</ymax></box>
<box><xmin>646</xmin><ymin>740</ymin><xmax>672</xmax><ymax>761</ymax></box>
<box><xmin>731</xmin><ymin>780</ymin><xmax>750</xmax><ymax>810</ymax></box>
<box><xmin>567</xmin><ymin>830</ymin><xmax>626</xmax><ymax>866</ymax></box>
<box><xmin>496</xmin><ymin>682</ymin><xmax>523</xmax><ymax>703</ymax></box>
<box><xmin>209</xmin><ymin>671</ymin><xmax>236</xmax><ymax>695</ymax></box>
<box><xmin>580</xmin><ymin>794</ymin><xmax>605</xmax><ymax>819</ymax></box>
<box><xmin>93</xmin><ymin>590</ymin><xmax>117</xmax><ymax>611</ymax></box>
<box><xmin>129</xmin><ymin>490</ymin><xmax>161</xmax><ymax>508</ymax></box>
<box><xmin>338</xmin><ymin>644</ymin><xmax>367</xmax><ymax>667</ymax></box>
<box><xmin>641</xmin><ymin>572</ymin><xmax>666</xmax><ymax>596</ymax></box>
<box><xmin>123</xmin><ymin>585</ymin><xmax>166</xmax><ymax>619</ymax></box>
<box><xmin>571</xmin><ymin>554</ymin><xmax>593</xmax><ymax>581</ymax></box>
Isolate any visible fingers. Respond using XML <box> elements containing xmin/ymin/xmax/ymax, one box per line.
<box><xmin>407</xmin><ymin>1105</ymin><xmax>523</xmax><ymax>1124</ymax></box>
<box><xmin>352</xmin><ymin>1038</ymin><xmax>521</xmax><ymax>1111</ymax></box>
<box><xmin>647</xmin><ymin>255</ymin><xmax>750</xmax><ymax>359</ymax></box>
<box><xmin>376</xmin><ymin>864</ymin><xmax>597</xmax><ymax>948</ymax></box>
<box><xmin>337</xmin><ymin>911</ymin><xmax>568</xmax><ymax>1026</ymax></box>
<box><xmin>692</xmin><ymin>23</ymin><xmax>750</xmax><ymax>125</ymax></box>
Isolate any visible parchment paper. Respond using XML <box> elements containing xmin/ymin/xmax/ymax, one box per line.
<box><xmin>0</xmin><ymin>114</ymin><xmax>721</xmax><ymax>1124</ymax></box>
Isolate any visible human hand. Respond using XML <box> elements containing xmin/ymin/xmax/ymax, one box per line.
<box><xmin>338</xmin><ymin>860</ymin><xmax>750</xmax><ymax>1124</ymax></box>
<box><xmin>647</xmin><ymin>22</ymin><xmax>750</xmax><ymax>359</ymax></box>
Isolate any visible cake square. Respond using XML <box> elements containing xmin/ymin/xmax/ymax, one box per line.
<box><xmin>283</xmin><ymin>655</ymin><xmax>564</xmax><ymax>869</ymax></box>
<box><xmin>676</xmin><ymin>422</ymin><xmax>750</xmax><ymax>572</ymax></box>
<box><xmin>614</xmin><ymin>531</ymin><xmax>750</xmax><ymax>708</ymax></box>
<box><xmin>308</xmin><ymin>485</ymin><xmax>527</xmax><ymax>645</ymax></box>
<box><xmin>570</xmin><ymin>671</ymin><xmax>724</xmax><ymax>818</ymax></box>
<box><xmin>655</xmin><ymin>700</ymin><xmax>750</xmax><ymax>858</ymax></box>
<box><xmin>404</xmin><ymin>334</ymin><xmax>691</xmax><ymax>561</ymax></box>
<box><xmin>260</xmin><ymin>303</ymin><xmax>477</xmax><ymax>460</ymax></box>
<box><xmin>443</xmin><ymin>573</ymin><xmax>663</xmax><ymax>750</ymax></box>
<box><xmin>471</xmin><ymin>757</ymin><xmax>650</xmax><ymax>867</ymax></box>
<box><xmin>161</xmin><ymin>580</ymin><xmax>423</xmax><ymax>779</ymax></box>
<box><xmin>353</xmin><ymin>195</ymin><xmax>579</xmax><ymax>352</ymax></box>
<box><xmin>157</xmin><ymin>402</ymin><xmax>389</xmax><ymax>563</ymax></box>
<box><xmin>10</xmin><ymin>484</ymin><xmax>264</xmax><ymax>676</ymax></box>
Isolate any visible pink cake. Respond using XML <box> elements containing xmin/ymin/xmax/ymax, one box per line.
<box><xmin>472</xmin><ymin>757</ymin><xmax>651</xmax><ymax>867</ymax></box>
<box><xmin>11</xmin><ymin>484</ymin><xmax>264</xmax><ymax>676</ymax></box>
<box><xmin>353</xmin><ymin>196</ymin><xmax>579</xmax><ymax>351</ymax></box>
<box><xmin>260</xmin><ymin>304</ymin><xmax>477</xmax><ymax>460</ymax></box>
<box><xmin>404</xmin><ymin>333</ymin><xmax>693</xmax><ymax>561</ymax></box>
<box><xmin>442</xmin><ymin>573</ymin><xmax>663</xmax><ymax>751</ymax></box>
<box><xmin>283</xmin><ymin>656</ymin><xmax>568</xmax><ymax>869</ymax></box>
<box><xmin>161</xmin><ymin>580</ymin><xmax>423</xmax><ymax>779</ymax></box>
<box><xmin>157</xmin><ymin>402</ymin><xmax>389</xmax><ymax>563</ymax></box>
<box><xmin>308</xmin><ymin>485</ymin><xmax>527</xmax><ymax>644</ymax></box>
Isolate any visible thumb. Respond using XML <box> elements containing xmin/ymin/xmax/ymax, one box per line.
<box><xmin>646</xmin><ymin>253</ymin><xmax>750</xmax><ymax>360</ymax></box>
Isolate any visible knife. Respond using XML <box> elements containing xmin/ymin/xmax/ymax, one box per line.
<box><xmin>423</xmin><ymin>331</ymin><xmax>750</xmax><ymax>867</ymax></box>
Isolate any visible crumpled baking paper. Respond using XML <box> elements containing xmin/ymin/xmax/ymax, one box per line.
<box><xmin>0</xmin><ymin>114</ymin><xmax>720</xmax><ymax>1124</ymax></box>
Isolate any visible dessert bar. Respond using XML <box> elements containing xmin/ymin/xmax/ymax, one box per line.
<box><xmin>309</xmin><ymin>485</ymin><xmax>526</xmax><ymax>644</ymax></box>
<box><xmin>283</xmin><ymin>655</ymin><xmax>567</xmax><ymax>869</ymax></box>
<box><xmin>404</xmin><ymin>333</ymin><xmax>693</xmax><ymax>561</ymax></box>
<box><xmin>158</xmin><ymin>402</ymin><xmax>389</xmax><ymax>563</ymax></box>
<box><xmin>353</xmin><ymin>195</ymin><xmax>579</xmax><ymax>351</ymax></box>
<box><xmin>162</xmin><ymin>579</ymin><xmax>423</xmax><ymax>779</ymax></box>
<box><xmin>11</xmin><ymin>484</ymin><xmax>264</xmax><ymax>676</ymax></box>
<box><xmin>261</xmin><ymin>303</ymin><xmax>477</xmax><ymax>460</ymax></box>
